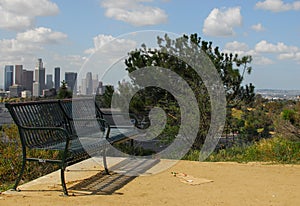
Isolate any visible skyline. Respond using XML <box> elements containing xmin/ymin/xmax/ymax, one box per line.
<box><xmin>1</xmin><ymin>0</ymin><xmax>300</xmax><ymax>90</ymax></box>
<box><xmin>2</xmin><ymin>59</ymin><xmax>110</xmax><ymax>98</ymax></box>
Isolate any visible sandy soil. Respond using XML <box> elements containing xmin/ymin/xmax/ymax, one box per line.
<box><xmin>1</xmin><ymin>160</ymin><xmax>299</xmax><ymax>206</ymax></box>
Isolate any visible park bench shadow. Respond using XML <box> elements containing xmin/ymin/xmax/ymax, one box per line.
<box><xmin>69</xmin><ymin>158</ymin><xmax>160</xmax><ymax>196</ymax></box>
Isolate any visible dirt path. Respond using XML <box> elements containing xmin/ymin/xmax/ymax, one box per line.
<box><xmin>1</xmin><ymin>161</ymin><xmax>299</xmax><ymax>206</ymax></box>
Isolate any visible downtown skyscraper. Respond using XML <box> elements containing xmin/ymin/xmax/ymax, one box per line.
<box><xmin>34</xmin><ymin>58</ymin><xmax>45</xmax><ymax>95</ymax></box>
<box><xmin>65</xmin><ymin>72</ymin><xmax>77</xmax><ymax>94</ymax></box>
<box><xmin>22</xmin><ymin>70</ymin><xmax>33</xmax><ymax>92</ymax></box>
<box><xmin>4</xmin><ymin>65</ymin><xmax>13</xmax><ymax>91</ymax></box>
<box><xmin>86</xmin><ymin>72</ymin><xmax>93</xmax><ymax>95</ymax></box>
<box><xmin>46</xmin><ymin>74</ymin><xmax>53</xmax><ymax>89</ymax></box>
<box><xmin>54</xmin><ymin>67</ymin><xmax>60</xmax><ymax>91</ymax></box>
<box><xmin>15</xmin><ymin>65</ymin><xmax>23</xmax><ymax>85</ymax></box>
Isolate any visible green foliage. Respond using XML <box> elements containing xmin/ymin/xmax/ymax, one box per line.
<box><xmin>184</xmin><ymin>137</ymin><xmax>300</xmax><ymax>164</ymax></box>
<box><xmin>123</xmin><ymin>33</ymin><xmax>255</xmax><ymax>148</ymax></box>
<box><xmin>114</xmin><ymin>142</ymin><xmax>155</xmax><ymax>156</ymax></box>
<box><xmin>57</xmin><ymin>80</ymin><xmax>72</xmax><ymax>99</ymax></box>
<box><xmin>95</xmin><ymin>85</ymin><xmax>114</xmax><ymax>108</ymax></box>
<box><xmin>0</xmin><ymin>124</ymin><xmax>59</xmax><ymax>191</ymax></box>
<box><xmin>242</xmin><ymin>107</ymin><xmax>273</xmax><ymax>141</ymax></box>
<box><xmin>281</xmin><ymin>109</ymin><xmax>297</xmax><ymax>124</ymax></box>
<box><xmin>223</xmin><ymin>95</ymin><xmax>275</xmax><ymax>144</ymax></box>
<box><xmin>273</xmin><ymin>101</ymin><xmax>300</xmax><ymax>141</ymax></box>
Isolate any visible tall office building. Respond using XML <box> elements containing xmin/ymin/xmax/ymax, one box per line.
<box><xmin>35</xmin><ymin>58</ymin><xmax>45</xmax><ymax>95</ymax></box>
<box><xmin>65</xmin><ymin>72</ymin><xmax>77</xmax><ymax>93</ymax></box>
<box><xmin>32</xmin><ymin>82</ymin><xmax>40</xmax><ymax>97</ymax></box>
<box><xmin>96</xmin><ymin>81</ymin><xmax>104</xmax><ymax>95</ymax></box>
<box><xmin>22</xmin><ymin>70</ymin><xmax>33</xmax><ymax>92</ymax></box>
<box><xmin>92</xmin><ymin>74</ymin><xmax>99</xmax><ymax>94</ymax></box>
<box><xmin>46</xmin><ymin>74</ymin><xmax>53</xmax><ymax>89</ymax></box>
<box><xmin>15</xmin><ymin>65</ymin><xmax>23</xmax><ymax>85</ymax></box>
<box><xmin>37</xmin><ymin>58</ymin><xmax>43</xmax><ymax>68</ymax></box>
<box><xmin>81</xmin><ymin>78</ymin><xmax>87</xmax><ymax>95</ymax></box>
<box><xmin>54</xmin><ymin>67</ymin><xmax>60</xmax><ymax>91</ymax></box>
<box><xmin>86</xmin><ymin>72</ymin><xmax>93</xmax><ymax>95</ymax></box>
<box><xmin>4</xmin><ymin>65</ymin><xmax>14</xmax><ymax>91</ymax></box>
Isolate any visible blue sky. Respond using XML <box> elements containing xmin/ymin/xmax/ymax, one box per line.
<box><xmin>1</xmin><ymin>0</ymin><xmax>300</xmax><ymax>90</ymax></box>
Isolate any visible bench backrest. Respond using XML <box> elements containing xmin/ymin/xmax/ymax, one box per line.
<box><xmin>60</xmin><ymin>98</ymin><xmax>106</xmax><ymax>135</ymax></box>
<box><xmin>6</xmin><ymin>99</ymin><xmax>108</xmax><ymax>149</ymax></box>
<box><xmin>5</xmin><ymin>100</ymin><xmax>69</xmax><ymax>148</ymax></box>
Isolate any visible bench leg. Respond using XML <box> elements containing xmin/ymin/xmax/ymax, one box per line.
<box><xmin>60</xmin><ymin>166</ymin><xmax>68</xmax><ymax>196</ymax></box>
<box><xmin>130</xmin><ymin>139</ymin><xmax>135</xmax><ymax>156</ymax></box>
<box><xmin>103</xmin><ymin>147</ymin><xmax>109</xmax><ymax>175</ymax></box>
<box><xmin>13</xmin><ymin>154</ymin><xmax>26</xmax><ymax>191</ymax></box>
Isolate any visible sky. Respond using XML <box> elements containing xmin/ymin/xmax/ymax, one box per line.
<box><xmin>0</xmin><ymin>0</ymin><xmax>300</xmax><ymax>90</ymax></box>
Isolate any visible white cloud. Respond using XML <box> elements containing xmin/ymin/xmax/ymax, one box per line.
<box><xmin>53</xmin><ymin>54</ymin><xmax>87</xmax><ymax>69</ymax></box>
<box><xmin>0</xmin><ymin>37</ymin><xmax>40</xmax><ymax>56</ymax></box>
<box><xmin>222</xmin><ymin>40</ymin><xmax>300</xmax><ymax>66</ymax></box>
<box><xmin>254</xmin><ymin>56</ymin><xmax>274</xmax><ymax>65</ymax></box>
<box><xmin>255</xmin><ymin>40</ymin><xmax>299</xmax><ymax>53</ymax></box>
<box><xmin>82</xmin><ymin>34</ymin><xmax>138</xmax><ymax>83</ymax></box>
<box><xmin>255</xmin><ymin>0</ymin><xmax>300</xmax><ymax>12</ymax></box>
<box><xmin>278</xmin><ymin>53</ymin><xmax>296</xmax><ymax>60</ymax></box>
<box><xmin>278</xmin><ymin>52</ymin><xmax>300</xmax><ymax>63</ymax></box>
<box><xmin>295</xmin><ymin>53</ymin><xmax>300</xmax><ymax>63</ymax></box>
<box><xmin>223</xmin><ymin>41</ymin><xmax>250</xmax><ymax>57</ymax></box>
<box><xmin>0</xmin><ymin>0</ymin><xmax>59</xmax><ymax>30</ymax></box>
<box><xmin>17</xmin><ymin>27</ymin><xmax>67</xmax><ymax>44</ymax></box>
<box><xmin>84</xmin><ymin>34</ymin><xmax>137</xmax><ymax>55</ymax></box>
<box><xmin>101</xmin><ymin>0</ymin><xmax>168</xmax><ymax>26</ymax></box>
<box><xmin>203</xmin><ymin>7</ymin><xmax>243</xmax><ymax>37</ymax></box>
<box><xmin>251</xmin><ymin>23</ymin><xmax>265</xmax><ymax>32</ymax></box>
<box><xmin>90</xmin><ymin>34</ymin><xmax>115</xmax><ymax>52</ymax></box>
<box><xmin>254</xmin><ymin>40</ymin><xmax>300</xmax><ymax>64</ymax></box>
<box><xmin>222</xmin><ymin>41</ymin><xmax>275</xmax><ymax>65</ymax></box>
<box><xmin>225</xmin><ymin>41</ymin><xmax>249</xmax><ymax>51</ymax></box>
<box><xmin>0</xmin><ymin>37</ymin><xmax>40</xmax><ymax>72</ymax></box>
<box><xmin>0</xmin><ymin>27</ymin><xmax>67</xmax><ymax>68</ymax></box>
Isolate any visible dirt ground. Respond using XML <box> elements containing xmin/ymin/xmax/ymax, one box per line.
<box><xmin>0</xmin><ymin>160</ymin><xmax>299</xmax><ymax>206</ymax></box>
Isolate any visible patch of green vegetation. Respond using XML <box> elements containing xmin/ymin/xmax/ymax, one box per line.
<box><xmin>0</xmin><ymin>124</ymin><xmax>60</xmax><ymax>192</ymax></box>
<box><xmin>184</xmin><ymin>137</ymin><xmax>300</xmax><ymax>164</ymax></box>
<box><xmin>114</xmin><ymin>142</ymin><xmax>156</xmax><ymax>156</ymax></box>
<box><xmin>0</xmin><ymin>182</ymin><xmax>14</xmax><ymax>192</ymax></box>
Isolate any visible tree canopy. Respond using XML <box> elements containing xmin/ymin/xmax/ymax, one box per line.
<box><xmin>57</xmin><ymin>80</ymin><xmax>72</xmax><ymax>99</ymax></box>
<box><xmin>118</xmin><ymin>33</ymin><xmax>255</xmax><ymax>148</ymax></box>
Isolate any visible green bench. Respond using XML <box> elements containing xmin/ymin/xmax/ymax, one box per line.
<box><xmin>5</xmin><ymin>98</ymin><xmax>139</xmax><ymax>195</ymax></box>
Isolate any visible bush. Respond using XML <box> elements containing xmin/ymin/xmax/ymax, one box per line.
<box><xmin>184</xmin><ymin>137</ymin><xmax>300</xmax><ymax>164</ymax></box>
<box><xmin>114</xmin><ymin>141</ymin><xmax>156</xmax><ymax>156</ymax></box>
<box><xmin>0</xmin><ymin>124</ymin><xmax>60</xmax><ymax>191</ymax></box>
<box><xmin>249</xmin><ymin>137</ymin><xmax>300</xmax><ymax>163</ymax></box>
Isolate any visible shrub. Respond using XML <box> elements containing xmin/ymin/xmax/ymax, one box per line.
<box><xmin>184</xmin><ymin>137</ymin><xmax>300</xmax><ymax>164</ymax></box>
<box><xmin>0</xmin><ymin>124</ymin><xmax>60</xmax><ymax>191</ymax></box>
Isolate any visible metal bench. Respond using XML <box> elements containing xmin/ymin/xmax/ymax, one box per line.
<box><xmin>5</xmin><ymin>98</ymin><xmax>139</xmax><ymax>196</ymax></box>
